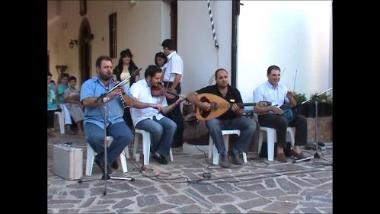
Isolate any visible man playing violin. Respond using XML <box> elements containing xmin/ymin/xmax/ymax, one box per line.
<box><xmin>129</xmin><ymin>65</ymin><xmax>183</xmax><ymax>165</ymax></box>
<box><xmin>187</xmin><ymin>68</ymin><xmax>257</xmax><ymax>168</ymax></box>
<box><xmin>80</xmin><ymin>56</ymin><xmax>160</xmax><ymax>179</ymax></box>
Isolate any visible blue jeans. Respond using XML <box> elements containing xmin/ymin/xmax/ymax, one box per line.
<box><xmin>207</xmin><ymin>117</ymin><xmax>256</xmax><ymax>155</ymax></box>
<box><xmin>84</xmin><ymin>122</ymin><xmax>133</xmax><ymax>166</ymax></box>
<box><xmin>135</xmin><ymin>116</ymin><xmax>177</xmax><ymax>156</ymax></box>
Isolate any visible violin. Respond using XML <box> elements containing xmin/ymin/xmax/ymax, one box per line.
<box><xmin>151</xmin><ymin>82</ymin><xmax>178</xmax><ymax>100</ymax></box>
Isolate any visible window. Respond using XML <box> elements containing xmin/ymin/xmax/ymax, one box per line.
<box><xmin>109</xmin><ymin>13</ymin><xmax>117</xmax><ymax>58</ymax></box>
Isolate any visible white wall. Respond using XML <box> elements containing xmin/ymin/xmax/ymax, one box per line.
<box><xmin>81</xmin><ymin>0</ymin><xmax>164</xmax><ymax>78</ymax></box>
<box><xmin>237</xmin><ymin>1</ymin><xmax>332</xmax><ymax>103</ymax></box>
<box><xmin>48</xmin><ymin>0</ymin><xmax>82</xmax><ymax>84</ymax></box>
<box><xmin>161</xmin><ymin>1</ymin><xmax>171</xmax><ymax>42</ymax></box>
<box><xmin>48</xmin><ymin>0</ymin><xmax>232</xmax><ymax>91</ymax></box>
<box><xmin>178</xmin><ymin>0</ymin><xmax>232</xmax><ymax>95</ymax></box>
<box><xmin>48</xmin><ymin>0</ymin><xmax>169</xmax><ymax>84</ymax></box>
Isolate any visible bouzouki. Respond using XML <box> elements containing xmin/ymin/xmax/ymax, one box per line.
<box><xmin>195</xmin><ymin>93</ymin><xmax>245</xmax><ymax>120</ymax></box>
<box><xmin>162</xmin><ymin>92</ymin><xmax>241</xmax><ymax>121</ymax></box>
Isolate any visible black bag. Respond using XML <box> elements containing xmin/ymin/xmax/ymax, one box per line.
<box><xmin>182</xmin><ymin>102</ymin><xmax>210</xmax><ymax>145</ymax></box>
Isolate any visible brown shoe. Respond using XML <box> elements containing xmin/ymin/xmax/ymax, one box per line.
<box><xmin>276</xmin><ymin>153</ymin><xmax>287</xmax><ymax>163</ymax></box>
<box><xmin>231</xmin><ymin>152</ymin><xmax>243</xmax><ymax>165</ymax></box>
<box><xmin>111</xmin><ymin>159</ymin><xmax>119</xmax><ymax>170</ymax></box>
<box><xmin>220</xmin><ymin>153</ymin><xmax>231</xmax><ymax>168</ymax></box>
<box><xmin>47</xmin><ymin>131</ymin><xmax>57</xmax><ymax>138</ymax></box>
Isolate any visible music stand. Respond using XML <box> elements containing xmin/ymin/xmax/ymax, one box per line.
<box><xmin>293</xmin><ymin>88</ymin><xmax>332</xmax><ymax>163</ymax></box>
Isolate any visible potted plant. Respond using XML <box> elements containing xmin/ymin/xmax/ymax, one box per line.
<box><xmin>307</xmin><ymin>93</ymin><xmax>333</xmax><ymax>117</ymax></box>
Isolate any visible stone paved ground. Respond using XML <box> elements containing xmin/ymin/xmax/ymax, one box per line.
<box><xmin>48</xmin><ymin>133</ymin><xmax>332</xmax><ymax>213</ymax></box>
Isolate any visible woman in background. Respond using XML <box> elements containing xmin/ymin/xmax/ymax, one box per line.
<box><xmin>113</xmin><ymin>49</ymin><xmax>139</xmax><ymax>129</ymax></box>
<box><xmin>113</xmin><ymin>49</ymin><xmax>139</xmax><ymax>86</ymax></box>
<box><xmin>154</xmin><ymin>52</ymin><xmax>168</xmax><ymax>82</ymax></box>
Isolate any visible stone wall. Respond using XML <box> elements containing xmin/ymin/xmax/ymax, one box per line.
<box><xmin>306</xmin><ymin>116</ymin><xmax>332</xmax><ymax>142</ymax></box>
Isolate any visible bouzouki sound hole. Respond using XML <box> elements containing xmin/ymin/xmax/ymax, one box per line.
<box><xmin>199</xmin><ymin>96</ymin><xmax>211</xmax><ymax>118</ymax></box>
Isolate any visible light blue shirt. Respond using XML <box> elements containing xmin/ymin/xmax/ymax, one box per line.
<box><xmin>253</xmin><ymin>81</ymin><xmax>289</xmax><ymax>106</ymax></box>
<box><xmin>253</xmin><ymin>81</ymin><xmax>289</xmax><ymax>114</ymax></box>
<box><xmin>80</xmin><ymin>76</ymin><xmax>128</xmax><ymax>129</ymax></box>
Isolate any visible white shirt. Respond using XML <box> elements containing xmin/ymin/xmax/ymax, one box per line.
<box><xmin>253</xmin><ymin>81</ymin><xmax>289</xmax><ymax>107</ymax></box>
<box><xmin>128</xmin><ymin>79</ymin><xmax>168</xmax><ymax>127</ymax></box>
<box><xmin>163</xmin><ymin>51</ymin><xmax>183</xmax><ymax>82</ymax></box>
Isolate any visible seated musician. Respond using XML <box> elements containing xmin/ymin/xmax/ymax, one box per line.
<box><xmin>187</xmin><ymin>68</ymin><xmax>257</xmax><ymax>168</ymax></box>
<box><xmin>129</xmin><ymin>65</ymin><xmax>183</xmax><ymax>165</ymax></box>
<box><xmin>80</xmin><ymin>56</ymin><xmax>159</xmax><ymax>179</ymax></box>
<box><xmin>253</xmin><ymin>65</ymin><xmax>307</xmax><ymax>163</ymax></box>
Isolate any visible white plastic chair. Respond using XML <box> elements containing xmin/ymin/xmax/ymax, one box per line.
<box><xmin>133</xmin><ymin>129</ymin><xmax>173</xmax><ymax>165</ymax></box>
<box><xmin>54</xmin><ymin>111</ymin><xmax>65</xmax><ymax>134</ymax></box>
<box><xmin>258</xmin><ymin>127</ymin><xmax>295</xmax><ymax>161</ymax></box>
<box><xmin>85</xmin><ymin>136</ymin><xmax>129</xmax><ymax>176</ymax></box>
<box><xmin>208</xmin><ymin>130</ymin><xmax>248</xmax><ymax>165</ymax></box>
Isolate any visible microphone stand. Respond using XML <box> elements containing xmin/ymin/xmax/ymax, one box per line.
<box><xmin>79</xmin><ymin>78</ymin><xmax>135</xmax><ymax>196</ymax></box>
<box><xmin>293</xmin><ymin>88</ymin><xmax>332</xmax><ymax>163</ymax></box>
<box><xmin>101</xmin><ymin>96</ymin><xmax>135</xmax><ymax>196</ymax></box>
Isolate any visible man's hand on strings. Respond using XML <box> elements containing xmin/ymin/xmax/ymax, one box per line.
<box><xmin>231</xmin><ymin>103</ymin><xmax>240</xmax><ymax>112</ymax></box>
<box><xmin>200</xmin><ymin>102</ymin><xmax>211</xmax><ymax>111</ymax></box>
<box><xmin>151</xmin><ymin>103</ymin><xmax>163</xmax><ymax>112</ymax></box>
<box><xmin>270</xmin><ymin>106</ymin><xmax>284</xmax><ymax>114</ymax></box>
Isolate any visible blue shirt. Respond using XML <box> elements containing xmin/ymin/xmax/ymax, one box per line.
<box><xmin>80</xmin><ymin>76</ymin><xmax>128</xmax><ymax>129</ymax></box>
<box><xmin>57</xmin><ymin>83</ymin><xmax>68</xmax><ymax>104</ymax></box>
<box><xmin>48</xmin><ymin>82</ymin><xmax>57</xmax><ymax>111</ymax></box>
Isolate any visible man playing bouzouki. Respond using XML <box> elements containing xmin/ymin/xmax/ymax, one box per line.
<box><xmin>253</xmin><ymin>65</ymin><xmax>308</xmax><ymax>163</ymax></box>
<box><xmin>187</xmin><ymin>68</ymin><xmax>257</xmax><ymax>168</ymax></box>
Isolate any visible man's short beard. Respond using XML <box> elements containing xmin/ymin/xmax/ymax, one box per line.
<box><xmin>218</xmin><ymin>82</ymin><xmax>228</xmax><ymax>88</ymax></box>
<box><xmin>99</xmin><ymin>73</ymin><xmax>111</xmax><ymax>81</ymax></box>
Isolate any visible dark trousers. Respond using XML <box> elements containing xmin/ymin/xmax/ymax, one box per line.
<box><xmin>258</xmin><ymin>113</ymin><xmax>307</xmax><ymax>147</ymax></box>
<box><xmin>123</xmin><ymin>108</ymin><xmax>134</xmax><ymax>130</ymax></box>
<box><xmin>47</xmin><ymin>110</ymin><xmax>56</xmax><ymax>128</ymax></box>
<box><xmin>163</xmin><ymin>81</ymin><xmax>183</xmax><ymax>147</ymax></box>
<box><xmin>84</xmin><ymin>122</ymin><xmax>133</xmax><ymax>167</ymax></box>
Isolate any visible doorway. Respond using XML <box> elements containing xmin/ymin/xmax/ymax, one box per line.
<box><xmin>79</xmin><ymin>18</ymin><xmax>92</xmax><ymax>83</ymax></box>
<box><xmin>170</xmin><ymin>0</ymin><xmax>177</xmax><ymax>46</ymax></box>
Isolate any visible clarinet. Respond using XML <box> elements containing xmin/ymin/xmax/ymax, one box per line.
<box><xmin>116</xmin><ymin>72</ymin><xmax>131</xmax><ymax>109</ymax></box>
<box><xmin>119</xmin><ymin>92</ymin><xmax>128</xmax><ymax>108</ymax></box>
